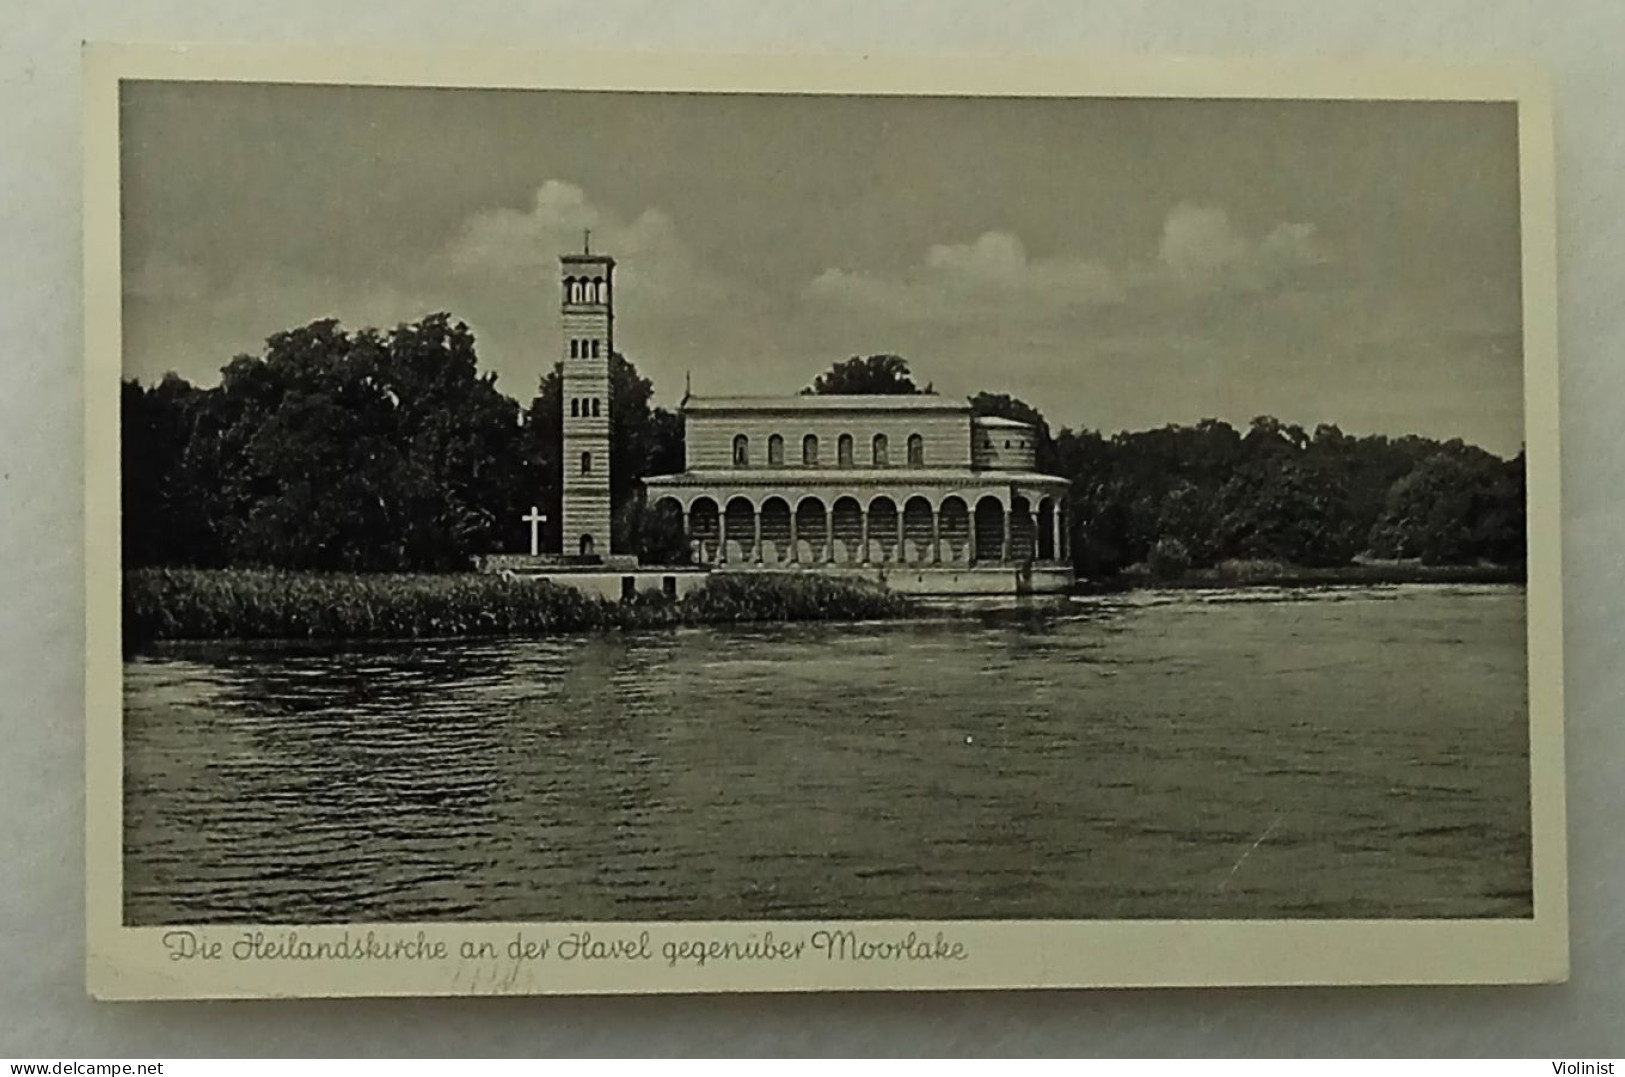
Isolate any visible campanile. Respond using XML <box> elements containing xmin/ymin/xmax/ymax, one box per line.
<box><xmin>559</xmin><ymin>247</ymin><xmax>614</xmax><ymax>558</ymax></box>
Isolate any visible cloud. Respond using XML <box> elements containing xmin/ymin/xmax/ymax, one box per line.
<box><xmin>804</xmin><ymin>230</ymin><xmax>1123</xmax><ymax>322</ymax></box>
<box><xmin>1156</xmin><ymin>203</ymin><xmax>1326</xmax><ymax>292</ymax></box>
<box><xmin>803</xmin><ymin>206</ymin><xmax>1327</xmax><ymax>326</ymax></box>
<box><xmin>444</xmin><ymin>180</ymin><xmax>725</xmax><ymax>306</ymax></box>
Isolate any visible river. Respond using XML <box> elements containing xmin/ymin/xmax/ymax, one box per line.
<box><xmin>123</xmin><ymin>584</ymin><xmax>1531</xmax><ymax>924</ymax></box>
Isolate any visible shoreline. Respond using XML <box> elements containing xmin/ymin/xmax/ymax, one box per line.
<box><xmin>1075</xmin><ymin>561</ymin><xmax>1525</xmax><ymax>595</ymax></box>
<box><xmin>124</xmin><ymin>563</ymin><xmax>1524</xmax><ymax>648</ymax></box>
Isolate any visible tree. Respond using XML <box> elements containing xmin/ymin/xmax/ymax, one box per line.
<box><xmin>122</xmin><ymin>315</ymin><xmax>527</xmax><ymax>572</ymax></box>
<box><xmin>1367</xmin><ymin>450</ymin><xmax>1525</xmax><ymax>565</ymax></box>
<box><xmin>1213</xmin><ymin>453</ymin><xmax>1364</xmax><ymax>567</ymax></box>
<box><xmin>804</xmin><ymin>354</ymin><xmax>926</xmax><ymax>395</ymax></box>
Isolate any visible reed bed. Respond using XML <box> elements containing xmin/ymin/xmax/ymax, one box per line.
<box><xmin>123</xmin><ymin>568</ymin><xmax>914</xmax><ymax>646</ymax></box>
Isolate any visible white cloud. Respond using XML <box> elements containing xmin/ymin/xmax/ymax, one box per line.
<box><xmin>804</xmin><ymin>230</ymin><xmax>1123</xmax><ymax>321</ymax></box>
<box><xmin>444</xmin><ymin>180</ymin><xmax>724</xmax><ymax>306</ymax></box>
<box><xmin>1156</xmin><ymin>203</ymin><xmax>1325</xmax><ymax>291</ymax></box>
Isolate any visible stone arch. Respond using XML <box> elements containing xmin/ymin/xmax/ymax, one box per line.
<box><xmin>759</xmin><ymin>496</ymin><xmax>792</xmax><ymax>564</ymax></box>
<box><xmin>974</xmin><ymin>496</ymin><xmax>1006</xmax><ymax>564</ymax></box>
<box><xmin>563</xmin><ymin>276</ymin><xmax>577</xmax><ymax>303</ymax></box>
<box><xmin>938</xmin><ymin>495</ymin><xmax>971</xmax><ymax>564</ymax></box>
<box><xmin>902</xmin><ymin>496</ymin><xmax>934</xmax><ymax>564</ymax></box>
<box><xmin>1037</xmin><ymin>497</ymin><xmax>1056</xmax><ymax>561</ymax></box>
<box><xmin>768</xmin><ymin>434</ymin><xmax>785</xmax><ymax>467</ymax></box>
<box><xmin>795</xmin><ymin>496</ymin><xmax>828</xmax><ymax>563</ymax></box>
<box><xmin>831</xmin><ymin>496</ymin><xmax>863</xmax><ymax>564</ymax></box>
<box><xmin>1010</xmin><ymin>495</ymin><xmax>1037</xmax><ymax>563</ymax></box>
<box><xmin>867</xmin><ymin>496</ymin><xmax>899</xmax><ymax>564</ymax></box>
<box><xmin>724</xmin><ymin>496</ymin><xmax>756</xmax><ymax>564</ymax></box>
<box><xmin>687</xmin><ymin>496</ymin><xmax>720</xmax><ymax>563</ymax></box>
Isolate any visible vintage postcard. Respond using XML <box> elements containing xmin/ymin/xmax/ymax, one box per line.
<box><xmin>84</xmin><ymin>46</ymin><xmax>1566</xmax><ymax>998</ymax></box>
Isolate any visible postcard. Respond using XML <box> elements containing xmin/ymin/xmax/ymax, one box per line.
<box><xmin>84</xmin><ymin>45</ymin><xmax>1565</xmax><ymax>998</ymax></box>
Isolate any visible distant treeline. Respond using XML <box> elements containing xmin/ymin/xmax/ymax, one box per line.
<box><xmin>122</xmin><ymin>318</ymin><xmax>1525</xmax><ymax>578</ymax></box>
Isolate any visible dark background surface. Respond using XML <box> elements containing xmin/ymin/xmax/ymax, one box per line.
<box><xmin>3</xmin><ymin>0</ymin><xmax>1621</xmax><ymax>1058</ymax></box>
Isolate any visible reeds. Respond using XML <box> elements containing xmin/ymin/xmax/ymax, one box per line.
<box><xmin>122</xmin><ymin>568</ymin><xmax>914</xmax><ymax>646</ymax></box>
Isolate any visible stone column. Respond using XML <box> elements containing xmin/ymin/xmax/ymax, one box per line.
<box><xmin>968</xmin><ymin>515</ymin><xmax>978</xmax><ymax>565</ymax></box>
<box><xmin>788</xmin><ymin>508</ymin><xmax>799</xmax><ymax>564</ymax></box>
<box><xmin>718</xmin><ymin>509</ymin><xmax>728</xmax><ymax>565</ymax></box>
<box><xmin>753</xmin><ymin>508</ymin><xmax>763</xmax><ymax>564</ymax></box>
<box><xmin>1052</xmin><ymin>506</ymin><xmax>1063</xmax><ymax>564</ymax></box>
<box><xmin>860</xmin><ymin>508</ymin><xmax>870</xmax><ymax>565</ymax></box>
<box><xmin>825</xmin><ymin>509</ymin><xmax>835</xmax><ymax>564</ymax></box>
<box><xmin>1001</xmin><ymin>506</ymin><xmax>1012</xmax><ymax>563</ymax></box>
<box><xmin>896</xmin><ymin>508</ymin><xmax>906</xmax><ymax>565</ymax></box>
<box><xmin>931</xmin><ymin>509</ymin><xmax>942</xmax><ymax>564</ymax></box>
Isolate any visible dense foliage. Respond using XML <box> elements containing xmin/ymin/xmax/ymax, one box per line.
<box><xmin>125</xmin><ymin>320</ymin><xmax>1525</xmax><ymax>579</ymax></box>
<box><xmin>123</xmin><ymin>315</ymin><xmax>684</xmax><ymax>572</ymax></box>
<box><xmin>803</xmin><ymin>353</ymin><xmax>930</xmax><ymax>395</ymax></box>
<box><xmin>124</xmin><ymin>568</ymin><xmax>913</xmax><ymax>645</ymax></box>
<box><xmin>123</xmin><ymin>316</ymin><xmax>527</xmax><ymax>572</ymax></box>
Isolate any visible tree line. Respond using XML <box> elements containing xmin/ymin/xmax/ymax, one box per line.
<box><xmin>122</xmin><ymin>318</ymin><xmax>1525</xmax><ymax>577</ymax></box>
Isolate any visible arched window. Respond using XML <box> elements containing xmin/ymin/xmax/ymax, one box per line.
<box><xmin>768</xmin><ymin>434</ymin><xmax>784</xmax><ymax>466</ymax></box>
<box><xmin>591</xmin><ymin>340</ymin><xmax>601</xmax><ymax>358</ymax></box>
<box><xmin>907</xmin><ymin>433</ymin><xmax>924</xmax><ymax>467</ymax></box>
<box><xmin>802</xmin><ymin>434</ymin><xmax>819</xmax><ymax>465</ymax></box>
<box><xmin>837</xmin><ymin>434</ymin><xmax>854</xmax><ymax>467</ymax></box>
<box><xmin>564</xmin><ymin>277</ymin><xmax>576</xmax><ymax>303</ymax></box>
<box><xmin>591</xmin><ymin>398</ymin><xmax>601</xmax><ymax>418</ymax></box>
<box><xmin>591</xmin><ymin>278</ymin><xmax>605</xmax><ymax>303</ymax></box>
<box><xmin>733</xmin><ymin>434</ymin><xmax>750</xmax><ymax>467</ymax></box>
<box><xmin>872</xmin><ymin>433</ymin><xmax>889</xmax><ymax>467</ymax></box>
<box><xmin>570</xmin><ymin>398</ymin><xmax>579</xmax><ymax>418</ymax></box>
<box><xmin>580</xmin><ymin>451</ymin><xmax>592</xmax><ymax>475</ymax></box>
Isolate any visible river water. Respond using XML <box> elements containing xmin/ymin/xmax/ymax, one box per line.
<box><xmin>123</xmin><ymin>585</ymin><xmax>1531</xmax><ymax>924</ymax></box>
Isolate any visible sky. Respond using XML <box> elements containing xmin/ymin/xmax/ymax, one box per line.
<box><xmin>120</xmin><ymin>83</ymin><xmax>1526</xmax><ymax>455</ymax></box>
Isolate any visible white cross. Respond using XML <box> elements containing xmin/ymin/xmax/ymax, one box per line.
<box><xmin>522</xmin><ymin>506</ymin><xmax>547</xmax><ymax>556</ymax></box>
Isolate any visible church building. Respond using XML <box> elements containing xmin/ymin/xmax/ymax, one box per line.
<box><xmin>548</xmin><ymin>247</ymin><xmax>1075</xmax><ymax>595</ymax></box>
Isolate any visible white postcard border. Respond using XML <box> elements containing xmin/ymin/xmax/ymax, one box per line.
<box><xmin>83</xmin><ymin>44</ymin><xmax>1567</xmax><ymax>999</ymax></box>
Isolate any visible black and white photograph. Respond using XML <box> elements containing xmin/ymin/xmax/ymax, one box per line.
<box><xmin>83</xmin><ymin>49</ymin><xmax>1565</xmax><ymax>997</ymax></box>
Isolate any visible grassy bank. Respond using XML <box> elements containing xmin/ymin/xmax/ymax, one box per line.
<box><xmin>1080</xmin><ymin>557</ymin><xmax>1525</xmax><ymax>594</ymax></box>
<box><xmin>124</xmin><ymin>568</ymin><xmax>915</xmax><ymax>646</ymax></box>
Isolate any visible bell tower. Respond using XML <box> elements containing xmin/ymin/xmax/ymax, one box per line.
<box><xmin>560</xmin><ymin>242</ymin><xmax>614</xmax><ymax>559</ymax></box>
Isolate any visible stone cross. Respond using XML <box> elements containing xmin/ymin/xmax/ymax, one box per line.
<box><xmin>522</xmin><ymin>506</ymin><xmax>547</xmax><ymax>557</ymax></box>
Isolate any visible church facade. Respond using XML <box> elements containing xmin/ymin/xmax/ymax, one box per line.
<box><xmin>643</xmin><ymin>397</ymin><xmax>1073</xmax><ymax>580</ymax></box>
<box><xmin>546</xmin><ymin>247</ymin><xmax>1075</xmax><ymax>595</ymax></box>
